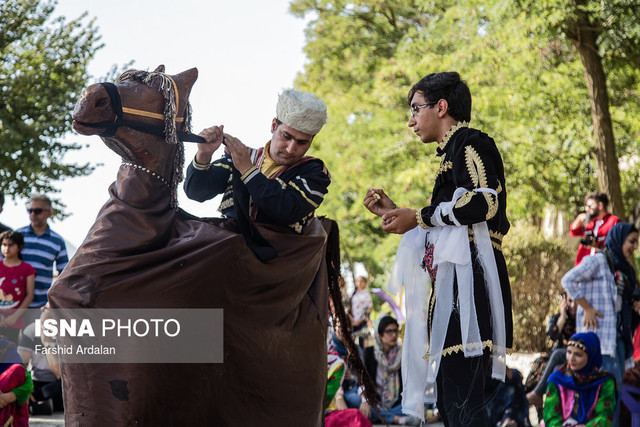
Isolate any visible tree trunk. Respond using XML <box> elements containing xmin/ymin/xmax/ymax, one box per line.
<box><xmin>566</xmin><ymin>4</ymin><xmax>625</xmax><ymax>218</ymax></box>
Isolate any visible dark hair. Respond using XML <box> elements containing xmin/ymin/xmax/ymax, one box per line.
<box><xmin>584</xmin><ymin>191</ymin><xmax>609</xmax><ymax>210</ymax></box>
<box><xmin>0</xmin><ymin>230</ymin><xmax>24</xmax><ymax>260</ymax></box>
<box><xmin>0</xmin><ymin>189</ymin><xmax>4</xmax><ymax>207</ymax></box>
<box><xmin>377</xmin><ymin>315</ymin><xmax>399</xmax><ymax>336</ymax></box>
<box><xmin>407</xmin><ymin>72</ymin><xmax>472</xmax><ymax>122</ymax></box>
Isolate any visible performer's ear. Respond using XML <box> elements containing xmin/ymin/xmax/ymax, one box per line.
<box><xmin>437</xmin><ymin>99</ymin><xmax>449</xmax><ymax>117</ymax></box>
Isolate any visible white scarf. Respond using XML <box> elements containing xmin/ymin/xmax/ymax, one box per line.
<box><xmin>390</xmin><ymin>187</ymin><xmax>507</xmax><ymax>419</ymax></box>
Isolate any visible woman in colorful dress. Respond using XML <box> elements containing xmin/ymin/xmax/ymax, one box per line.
<box><xmin>544</xmin><ymin>331</ymin><xmax>617</xmax><ymax>426</ymax></box>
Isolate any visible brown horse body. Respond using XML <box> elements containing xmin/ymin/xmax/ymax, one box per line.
<box><xmin>49</xmin><ymin>66</ymin><xmax>330</xmax><ymax>426</ymax></box>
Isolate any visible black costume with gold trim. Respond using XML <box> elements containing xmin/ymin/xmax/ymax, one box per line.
<box><xmin>418</xmin><ymin>125</ymin><xmax>513</xmax><ymax>357</ymax></box>
<box><xmin>184</xmin><ymin>144</ymin><xmax>330</xmax><ymax>233</ymax></box>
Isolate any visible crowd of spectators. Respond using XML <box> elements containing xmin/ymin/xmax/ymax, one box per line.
<box><xmin>521</xmin><ymin>191</ymin><xmax>640</xmax><ymax>427</ymax></box>
<box><xmin>0</xmin><ymin>190</ymin><xmax>67</xmax><ymax>420</ymax></box>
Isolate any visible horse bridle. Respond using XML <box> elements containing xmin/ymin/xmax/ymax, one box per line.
<box><xmin>75</xmin><ymin>81</ymin><xmax>206</xmax><ymax>143</ymax></box>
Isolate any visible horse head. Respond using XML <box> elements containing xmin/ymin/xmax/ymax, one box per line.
<box><xmin>73</xmin><ymin>65</ymin><xmax>199</xmax><ymax>206</ymax></box>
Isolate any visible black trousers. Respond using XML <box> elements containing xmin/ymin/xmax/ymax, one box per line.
<box><xmin>435</xmin><ymin>309</ymin><xmax>499</xmax><ymax>427</ymax></box>
<box><xmin>436</xmin><ymin>348</ymin><xmax>500</xmax><ymax>426</ymax></box>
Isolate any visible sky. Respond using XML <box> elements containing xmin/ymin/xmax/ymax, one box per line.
<box><xmin>1</xmin><ymin>0</ymin><xmax>312</xmax><ymax>253</ymax></box>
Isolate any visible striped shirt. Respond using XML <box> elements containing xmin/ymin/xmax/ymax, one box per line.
<box><xmin>561</xmin><ymin>252</ymin><xmax>617</xmax><ymax>356</ymax></box>
<box><xmin>16</xmin><ymin>225</ymin><xmax>69</xmax><ymax>307</ymax></box>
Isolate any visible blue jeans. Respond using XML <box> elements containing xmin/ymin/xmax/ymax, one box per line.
<box><xmin>369</xmin><ymin>403</ymin><xmax>405</xmax><ymax>424</ymax></box>
<box><xmin>343</xmin><ymin>386</ymin><xmax>361</xmax><ymax>409</ymax></box>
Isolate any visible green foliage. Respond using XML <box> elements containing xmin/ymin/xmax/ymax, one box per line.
<box><xmin>290</xmin><ymin>0</ymin><xmax>640</xmax><ymax>280</ymax></box>
<box><xmin>0</xmin><ymin>0</ymin><xmax>103</xmax><ymax>211</ymax></box>
<box><xmin>517</xmin><ymin>0</ymin><xmax>640</xmax><ymax>70</ymax></box>
<box><xmin>503</xmin><ymin>223</ymin><xmax>574</xmax><ymax>351</ymax></box>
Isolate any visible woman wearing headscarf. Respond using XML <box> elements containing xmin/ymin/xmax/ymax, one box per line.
<box><xmin>561</xmin><ymin>222</ymin><xmax>639</xmax><ymax>426</ymax></box>
<box><xmin>544</xmin><ymin>332</ymin><xmax>617</xmax><ymax>426</ymax></box>
<box><xmin>360</xmin><ymin>315</ymin><xmax>419</xmax><ymax>425</ymax></box>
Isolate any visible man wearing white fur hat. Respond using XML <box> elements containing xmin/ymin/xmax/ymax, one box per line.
<box><xmin>184</xmin><ymin>89</ymin><xmax>330</xmax><ymax>233</ymax></box>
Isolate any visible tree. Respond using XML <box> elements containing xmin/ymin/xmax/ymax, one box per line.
<box><xmin>289</xmin><ymin>0</ymin><xmax>640</xmax><ymax>278</ymax></box>
<box><xmin>0</xmin><ymin>0</ymin><xmax>103</xmax><ymax>210</ymax></box>
<box><xmin>517</xmin><ymin>0</ymin><xmax>640</xmax><ymax>219</ymax></box>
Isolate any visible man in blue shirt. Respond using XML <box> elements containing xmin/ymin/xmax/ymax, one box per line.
<box><xmin>17</xmin><ymin>194</ymin><xmax>68</xmax><ymax>324</ymax></box>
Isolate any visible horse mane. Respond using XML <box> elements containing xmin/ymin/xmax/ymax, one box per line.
<box><xmin>115</xmin><ymin>69</ymin><xmax>193</xmax><ymax>208</ymax></box>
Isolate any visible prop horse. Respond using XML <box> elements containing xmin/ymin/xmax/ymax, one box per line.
<box><xmin>49</xmin><ymin>66</ymin><xmax>376</xmax><ymax>425</ymax></box>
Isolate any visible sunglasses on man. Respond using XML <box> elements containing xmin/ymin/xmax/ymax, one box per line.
<box><xmin>27</xmin><ymin>208</ymin><xmax>48</xmax><ymax>215</ymax></box>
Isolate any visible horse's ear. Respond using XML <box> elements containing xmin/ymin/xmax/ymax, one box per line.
<box><xmin>154</xmin><ymin>65</ymin><xmax>165</xmax><ymax>73</ymax></box>
<box><xmin>172</xmin><ymin>68</ymin><xmax>198</xmax><ymax>114</ymax></box>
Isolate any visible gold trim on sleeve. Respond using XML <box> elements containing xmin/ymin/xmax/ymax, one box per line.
<box><xmin>416</xmin><ymin>209</ymin><xmax>429</xmax><ymax>229</ymax></box>
<box><xmin>464</xmin><ymin>145</ymin><xmax>498</xmax><ymax>220</ymax></box>
<box><xmin>192</xmin><ymin>156</ymin><xmax>212</xmax><ymax>170</ymax></box>
<box><xmin>454</xmin><ymin>191</ymin><xmax>473</xmax><ymax>208</ymax></box>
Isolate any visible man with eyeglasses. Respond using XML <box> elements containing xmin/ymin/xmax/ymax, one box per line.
<box><xmin>569</xmin><ymin>191</ymin><xmax>618</xmax><ymax>265</ymax></box>
<box><xmin>184</xmin><ymin>89</ymin><xmax>330</xmax><ymax>234</ymax></box>
<box><xmin>364</xmin><ymin>72</ymin><xmax>512</xmax><ymax>426</ymax></box>
<box><xmin>16</xmin><ymin>194</ymin><xmax>68</xmax><ymax>322</ymax></box>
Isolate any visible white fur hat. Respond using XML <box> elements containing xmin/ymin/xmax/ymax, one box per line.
<box><xmin>276</xmin><ymin>89</ymin><xmax>327</xmax><ymax>136</ymax></box>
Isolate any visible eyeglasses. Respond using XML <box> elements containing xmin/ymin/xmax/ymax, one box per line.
<box><xmin>383</xmin><ymin>328</ymin><xmax>399</xmax><ymax>335</ymax></box>
<box><xmin>27</xmin><ymin>208</ymin><xmax>46</xmax><ymax>215</ymax></box>
<box><xmin>409</xmin><ymin>101</ymin><xmax>437</xmax><ymax>118</ymax></box>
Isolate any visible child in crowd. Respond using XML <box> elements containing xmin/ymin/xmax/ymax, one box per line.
<box><xmin>544</xmin><ymin>332</ymin><xmax>617</xmax><ymax>426</ymax></box>
<box><xmin>0</xmin><ymin>231</ymin><xmax>35</xmax><ymax>344</ymax></box>
<box><xmin>350</xmin><ymin>276</ymin><xmax>372</xmax><ymax>347</ymax></box>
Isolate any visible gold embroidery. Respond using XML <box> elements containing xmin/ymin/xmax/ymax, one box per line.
<box><xmin>464</xmin><ymin>145</ymin><xmax>485</xmax><ymax>188</ymax></box>
<box><xmin>437</xmin><ymin>161</ymin><xmax>453</xmax><ymax>176</ymax></box>
<box><xmin>289</xmin><ymin>212</ymin><xmax>313</xmax><ymax>234</ymax></box>
<box><xmin>438</xmin><ymin>121</ymin><xmax>469</xmax><ymax>150</ymax></box>
<box><xmin>444</xmin><ymin>340</ymin><xmax>493</xmax><ymax>358</ymax></box>
<box><xmin>416</xmin><ymin>209</ymin><xmax>430</xmax><ymax>229</ymax></box>
<box><xmin>468</xmin><ymin>229</ymin><xmax>503</xmax><ymax>251</ymax></box>
<box><xmin>454</xmin><ymin>191</ymin><xmax>473</xmax><ymax>209</ymax></box>
<box><xmin>213</xmin><ymin>163</ymin><xmax>232</xmax><ymax>171</ymax></box>
<box><xmin>496</xmin><ymin>182</ymin><xmax>503</xmax><ymax>194</ymax></box>
<box><xmin>468</xmin><ymin>239</ymin><xmax>502</xmax><ymax>251</ymax></box>
<box><xmin>425</xmin><ymin>285</ymin><xmax>437</xmax><ymax>361</ymax></box>
<box><xmin>275</xmin><ymin>178</ymin><xmax>287</xmax><ymax>189</ymax></box>
<box><xmin>464</xmin><ymin>145</ymin><xmax>498</xmax><ymax>220</ymax></box>
<box><xmin>218</xmin><ymin>198</ymin><xmax>234</xmax><ymax>212</ymax></box>
<box><xmin>485</xmin><ymin>195</ymin><xmax>498</xmax><ymax>220</ymax></box>
<box><xmin>490</xmin><ymin>230</ymin><xmax>504</xmax><ymax>241</ymax></box>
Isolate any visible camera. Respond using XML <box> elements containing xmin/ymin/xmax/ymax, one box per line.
<box><xmin>581</xmin><ymin>230</ymin><xmax>595</xmax><ymax>246</ymax></box>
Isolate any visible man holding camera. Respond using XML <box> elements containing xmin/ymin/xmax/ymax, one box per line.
<box><xmin>569</xmin><ymin>191</ymin><xmax>618</xmax><ymax>265</ymax></box>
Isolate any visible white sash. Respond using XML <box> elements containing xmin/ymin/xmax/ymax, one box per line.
<box><xmin>391</xmin><ymin>187</ymin><xmax>507</xmax><ymax>418</ymax></box>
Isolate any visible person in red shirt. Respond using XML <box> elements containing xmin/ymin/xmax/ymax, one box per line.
<box><xmin>569</xmin><ymin>191</ymin><xmax>619</xmax><ymax>265</ymax></box>
<box><xmin>0</xmin><ymin>231</ymin><xmax>36</xmax><ymax>344</ymax></box>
